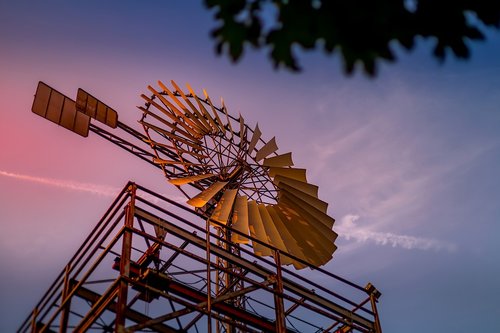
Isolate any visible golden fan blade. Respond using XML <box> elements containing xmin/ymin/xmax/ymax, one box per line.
<box><xmin>255</xmin><ymin>137</ymin><xmax>278</xmax><ymax>161</ymax></box>
<box><xmin>170</xmin><ymin>80</ymin><xmax>212</xmax><ymax>133</ymax></box>
<box><xmin>141</xmin><ymin>92</ymin><xmax>201</xmax><ymax>139</ymax></box>
<box><xmin>139</xmin><ymin>92</ymin><xmax>191</xmax><ymax>135</ymax></box>
<box><xmin>248</xmin><ymin>200</ymin><xmax>273</xmax><ymax>256</ymax></box>
<box><xmin>239</xmin><ymin>114</ymin><xmax>246</xmax><ymax>148</ymax></box>
<box><xmin>138</xmin><ymin>106</ymin><xmax>199</xmax><ymax>142</ymax></box>
<box><xmin>280</xmin><ymin>191</ymin><xmax>335</xmax><ymax>229</ymax></box>
<box><xmin>279</xmin><ymin>195</ymin><xmax>337</xmax><ymax>241</ymax></box>
<box><xmin>153</xmin><ymin>82</ymin><xmax>206</xmax><ymax>135</ymax></box>
<box><xmin>144</xmin><ymin>138</ymin><xmax>176</xmax><ymax>150</ymax></box>
<box><xmin>266</xmin><ymin>206</ymin><xmax>308</xmax><ymax>269</ymax></box>
<box><xmin>145</xmin><ymin>138</ymin><xmax>208</xmax><ymax>159</ymax></box>
<box><xmin>275</xmin><ymin>205</ymin><xmax>333</xmax><ymax>265</ymax></box>
<box><xmin>273</xmin><ymin>175</ymin><xmax>319</xmax><ymax>197</ymax></box>
<box><xmin>258</xmin><ymin>204</ymin><xmax>293</xmax><ymax>265</ymax></box>
<box><xmin>211</xmin><ymin>189</ymin><xmax>238</xmax><ymax>225</ymax></box>
<box><xmin>186</xmin><ymin>83</ymin><xmax>219</xmax><ymax>134</ymax></box>
<box><xmin>247</xmin><ymin>123</ymin><xmax>262</xmax><ymax>154</ymax></box>
<box><xmin>277</xmin><ymin>203</ymin><xmax>337</xmax><ymax>257</ymax></box>
<box><xmin>231</xmin><ymin>195</ymin><xmax>250</xmax><ymax>244</ymax></box>
<box><xmin>168</xmin><ymin>173</ymin><xmax>215</xmax><ymax>185</ymax></box>
<box><xmin>269</xmin><ymin>167</ymin><xmax>307</xmax><ymax>182</ymax></box>
<box><xmin>186</xmin><ymin>181</ymin><xmax>228</xmax><ymax>208</ymax></box>
<box><xmin>203</xmin><ymin>89</ymin><xmax>226</xmax><ymax>134</ymax></box>
<box><xmin>221</xmin><ymin>98</ymin><xmax>234</xmax><ymax>138</ymax></box>
<box><xmin>278</xmin><ymin>183</ymin><xmax>328</xmax><ymax>213</ymax></box>
<box><xmin>263</xmin><ymin>152</ymin><xmax>294</xmax><ymax>167</ymax></box>
<box><xmin>140</xmin><ymin>120</ymin><xmax>203</xmax><ymax>151</ymax></box>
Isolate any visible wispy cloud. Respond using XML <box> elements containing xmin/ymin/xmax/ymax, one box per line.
<box><xmin>302</xmin><ymin>83</ymin><xmax>498</xmax><ymax>255</ymax></box>
<box><xmin>337</xmin><ymin>214</ymin><xmax>457</xmax><ymax>252</ymax></box>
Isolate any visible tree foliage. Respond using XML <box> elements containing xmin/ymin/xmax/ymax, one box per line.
<box><xmin>204</xmin><ymin>0</ymin><xmax>500</xmax><ymax>75</ymax></box>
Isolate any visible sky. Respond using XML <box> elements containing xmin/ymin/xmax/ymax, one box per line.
<box><xmin>1</xmin><ymin>1</ymin><xmax>500</xmax><ymax>332</ymax></box>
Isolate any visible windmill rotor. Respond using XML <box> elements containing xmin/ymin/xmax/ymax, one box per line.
<box><xmin>140</xmin><ymin>80</ymin><xmax>338</xmax><ymax>269</ymax></box>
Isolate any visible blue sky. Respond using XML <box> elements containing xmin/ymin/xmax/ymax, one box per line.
<box><xmin>1</xmin><ymin>1</ymin><xmax>500</xmax><ymax>331</ymax></box>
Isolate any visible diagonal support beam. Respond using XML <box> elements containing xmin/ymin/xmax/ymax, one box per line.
<box><xmin>74</xmin><ymin>284</ymin><xmax>179</xmax><ymax>333</ymax></box>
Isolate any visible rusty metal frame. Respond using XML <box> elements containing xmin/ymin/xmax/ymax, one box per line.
<box><xmin>18</xmin><ymin>182</ymin><xmax>382</xmax><ymax>333</ymax></box>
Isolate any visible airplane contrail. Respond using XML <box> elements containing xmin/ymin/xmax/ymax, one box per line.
<box><xmin>0</xmin><ymin>169</ymin><xmax>186</xmax><ymax>204</ymax></box>
<box><xmin>0</xmin><ymin>169</ymin><xmax>120</xmax><ymax>196</ymax></box>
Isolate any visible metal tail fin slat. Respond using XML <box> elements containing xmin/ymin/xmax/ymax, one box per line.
<box><xmin>32</xmin><ymin>81</ymin><xmax>90</xmax><ymax>137</ymax></box>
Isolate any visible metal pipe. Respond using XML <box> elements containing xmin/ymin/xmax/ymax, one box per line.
<box><xmin>115</xmin><ymin>184</ymin><xmax>136</xmax><ymax>332</ymax></box>
<box><xmin>274</xmin><ymin>250</ymin><xmax>286</xmax><ymax>333</ymax></box>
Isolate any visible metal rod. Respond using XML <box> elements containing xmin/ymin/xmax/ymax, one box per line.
<box><xmin>206</xmin><ymin>218</ymin><xmax>212</xmax><ymax>333</ymax></box>
<box><xmin>370</xmin><ymin>293</ymin><xmax>383</xmax><ymax>333</ymax></box>
<box><xmin>274</xmin><ymin>250</ymin><xmax>286</xmax><ymax>333</ymax></box>
<box><xmin>58</xmin><ymin>264</ymin><xmax>71</xmax><ymax>333</ymax></box>
<box><xmin>30</xmin><ymin>307</ymin><xmax>38</xmax><ymax>333</ymax></box>
<box><xmin>115</xmin><ymin>184</ymin><xmax>136</xmax><ymax>332</ymax></box>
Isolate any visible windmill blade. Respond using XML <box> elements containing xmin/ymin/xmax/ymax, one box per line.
<box><xmin>186</xmin><ymin>83</ymin><xmax>219</xmax><ymax>134</ymax></box>
<box><xmin>277</xmin><ymin>204</ymin><xmax>337</xmax><ymax>257</ymax></box>
<box><xmin>141</xmin><ymin>93</ymin><xmax>201</xmax><ymax>139</ymax></box>
<box><xmin>280</xmin><ymin>191</ymin><xmax>335</xmax><ymax>229</ymax></box>
<box><xmin>262</xmin><ymin>152</ymin><xmax>294</xmax><ymax>167</ymax></box>
<box><xmin>145</xmin><ymin>138</ymin><xmax>208</xmax><ymax>160</ymax></box>
<box><xmin>143</xmin><ymin>132</ymin><xmax>207</xmax><ymax>160</ymax></box>
<box><xmin>221</xmin><ymin>98</ymin><xmax>234</xmax><ymax>138</ymax></box>
<box><xmin>168</xmin><ymin>173</ymin><xmax>215</xmax><ymax>185</ymax></box>
<box><xmin>278</xmin><ymin>182</ymin><xmax>328</xmax><ymax>213</ymax></box>
<box><xmin>266</xmin><ymin>206</ymin><xmax>308</xmax><ymax>269</ymax></box>
<box><xmin>138</xmin><ymin>106</ymin><xmax>199</xmax><ymax>142</ymax></box>
<box><xmin>203</xmin><ymin>89</ymin><xmax>226</xmax><ymax>135</ymax></box>
<box><xmin>273</xmin><ymin>175</ymin><xmax>319</xmax><ymax>197</ymax></box>
<box><xmin>256</xmin><ymin>204</ymin><xmax>293</xmax><ymax>265</ymax></box>
<box><xmin>144</xmin><ymin>138</ymin><xmax>176</xmax><ymax>150</ymax></box>
<box><xmin>274</xmin><ymin>206</ymin><xmax>332</xmax><ymax>266</ymax></box>
<box><xmin>157</xmin><ymin>81</ymin><xmax>208</xmax><ymax>134</ymax></box>
<box><xmin>231</xmin><ymin>195</ymin><xmax>250</xmax><ymax>244</ymax></box>
<box><xmin>255</xmin><ymin>137</ymin><xmax>278</xmax><ymax>161</ymax></box>
<box><xmin>269</xmin><ymin>167</ymin><xmax>307</xmax><ymax>182</ymax></box>
<box><xmin>279</xmin><ymin>195</ymin><xmax>337</xmax><ymax>242</ymax></box>
<box><xmin>247</xmin><ymin>123</ymin><xmax>261</xmax><ymax>154</ymax></box>
<box><xmin>186</xmin><ymin>181</ymin><xmax>228</xmax><ymax>207</ymax></box>
<box><xmin>170</xmin><ymin>80</ymin><xmax>212</xmax><ymax>133</ymax></box>
<box><xmin>211</xmin><ymin>189</ymin><xmax>238</xmax><ymax>225</ymax></box>
<box><xmin>150</xmin><ymin>84</ymin><xmax>205</xmax><ymax>135</ymax></box>
<box><xmin>140</xmin><ymin>120</ymin><xmax>204</xmax><ymax>151</ymax></box>
<box><xmin>247</xmin><ymin>200</ymin><xmax>273</xmax><ymax>256</ymax></box>
<box><xmin>239</xmin><ymin>114</ymin><xmax>246</xmax><ymax>149</ymax></box>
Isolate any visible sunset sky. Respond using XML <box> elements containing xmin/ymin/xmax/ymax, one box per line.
<box><xmin>1</xmin><ymin>1</ymin><xmax>500</xmax><ymax>332</ymax></box>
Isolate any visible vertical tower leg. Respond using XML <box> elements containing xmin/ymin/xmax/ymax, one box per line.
<box><xmin>115</xmin><ymin>184</ymin><xmax>136</xmax><ymax>332</ymax></box>
<box><xmin>58</xmin><ymin>264</ymin><xmax>71</xmax><ymax>333</ymax></box>
<box><xmin>273</xmin><ymin>251</ymin><xmax>286</xmax><ymax>333</ymax></box>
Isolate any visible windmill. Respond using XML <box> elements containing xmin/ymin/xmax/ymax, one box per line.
<box><xmin>22</xmin><ymin>81</ymin><xmax>382</xmax><ymax>333</ymax></box>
